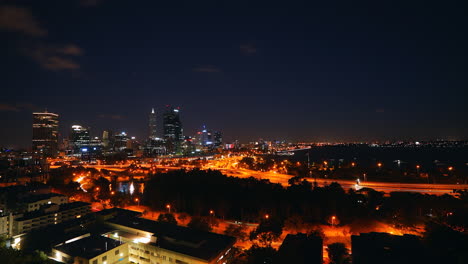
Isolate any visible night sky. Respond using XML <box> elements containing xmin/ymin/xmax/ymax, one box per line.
<box><xmin>1</xmin><ymin>0</ymin><xmax>467</xmax><ymax>148</ymax></box>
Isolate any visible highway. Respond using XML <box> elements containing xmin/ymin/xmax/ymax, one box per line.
<box><xmin>54</xmin><ymin>164</ymin><xmax>468</xmax><ymax>195</ymax></box>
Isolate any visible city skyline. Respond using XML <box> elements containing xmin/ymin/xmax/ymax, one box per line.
<box><xmin>1</xmin><ymin>1</ymin><xmax>467</xmax><ymax>148</ymax></box>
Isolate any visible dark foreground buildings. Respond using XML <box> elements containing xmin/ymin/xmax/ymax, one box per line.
<box><xmin>276</xmin><ymin>233</ymin><xmax>323</xmax><ymax>264</ymax></box>
<box><xmin>50</xmin><ymin>209</ymin><xmax>236</xmax><ymax>264</ymax></box>
<box><xmin>352</xmin><ymin>231</ymin><xmax>468</xmax><ymax>264</ymax></box>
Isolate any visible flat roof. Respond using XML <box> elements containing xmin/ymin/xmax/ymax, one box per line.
<box><xmin>107</xmin><ymin>216</ymin><xmax>235</xmax><ymax>261</ymax></box>
<box><xmin>21</xmin><ymin>193</ymin><xmax>65</xmax><ymax>204</ymax></box>
<box><xmin>15</xmin><ymin>201</ymin><xmax>90</xmax><ymax>221</ymax></box>
<box><xmin>55</xmin><ymin>235</ymin><xmax>123</xmax><ymax>259</ymax></box>
<box><xmin>95</xmin><ymin>208</ymin><xmax>142</xmax><ymax>219</ymax></box>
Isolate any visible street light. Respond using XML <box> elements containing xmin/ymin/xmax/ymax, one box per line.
<box><xmin>265</xmin><ymin>214</ymin><xmax>269</xmax><ymax>220</ymax></box>
<box><xmin>166</xmin><ymin>204</ymin><xmax>171</xmax><ymax>213</ymax></box>
<box><xmin>209</xmin><ymin>210</ymin><xmax>214</xmax><ymax>216</ymax></box>
<box><xmin>135</xmin><ymin>198</ymin><xmax>139</xmax><ymax>207</ymax></box>
<box><xmin>331</xmin><ymin>216</ymin><xmax>336</xmax><ymax>226</ymax></box>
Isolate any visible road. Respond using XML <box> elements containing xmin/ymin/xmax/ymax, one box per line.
<box><xmin>55</xmin><ymin>164</ymin><xmax>468</xmax><ymax>195</ymax></box>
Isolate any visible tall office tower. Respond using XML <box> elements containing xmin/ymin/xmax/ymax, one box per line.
<box><xmin>70</xmin><ymin>125</ymin><xmax>90</xmax><ymax>153</ymax></box>
<box><xmin>32</xmin><ymin>111</ymin><xmax>59</xmax><ymax>157</ymax></box>
<box><xmin>214</xmin><ymin>131</ymin><xmax>222</xmax><ymax>148</ymax></box>
<box><xmin>149</xmin><ymin>108</ymin><xmax>158</xmax><ymax>139</ymax></box>
<box><xmin>197</xmin><ymin>125</ymin><xmax>213</xmax><ymax>147</ymax></box>
<box><xmin>163</xmin><ymin>106</ymin><xmax>183</xmax><ymax>154</ymax></box>
<box><xmin>114</xmin><ymin>131</ymin><xmax>129</xmax><ymax>151</ymax></box>
<box><xmin>102</xmin><ymin>130</ymin><xmax>114</xmax><ymax>151</ymax></box>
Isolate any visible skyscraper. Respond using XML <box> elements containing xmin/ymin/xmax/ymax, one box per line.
<box><xmin>32</xmin><ymin>111</ymin><xmax>59</xmax><ymax>156</ymax></box>
<box><xmin>214</xmin><ymin>131</ymin><xmax>223</xmax><ymax>148</ymax></box>
<box><xmin>149</xmin><ymin>108</ymin><xmax>157</xmax><ymax>139</ymax></box>
<box><xmin>70</xmin><ymin>125</ymin><xmax>90</xmax><ymax>153</ymax></box>
<box><xmin>163</xmin><ymin>106</ymin><xmax>183</xmax><ymax>154</ymax></box>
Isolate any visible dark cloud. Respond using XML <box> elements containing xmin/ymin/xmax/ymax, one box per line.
<box><xmin>0</xmin><ymin>5</ymin><xmax>83</xmax><ymax>72</ymax></box>
<box><xmin>79</xmin><ymin>0</ymin><xmax>105</xmax><ymax>7</ymax></box>
<box><xmin>0</xmin><ymin>103</ymin><xmax>19</xmax><ymax>112</ymax></box>
<box><xmin>25</xmin><ymin>44</ymin><xmax>82</xmax><ymax>71</ymax></box>
<box><xmin>58</xmin><ymin>44</ymin><xmax>83</xmax><ymax>56</ymax></box>
<box><xmin>0</xmin><ymin>102</ymin><xmax>36</xmax><ymax>112</ymax></box>
<box><xmin>192</xmin><ymin>65</ymin><xmax>221</xmax><ymax>73</ymax></box>
<box><xmin>98</xmin><ymin>114</ymin><xmax>125</xmax><ymax>120</ymax></box>
<box><xmin>0</xmin><ymin>6</ymin><xmax>47</xmax><ymax>36</ymax></box>
<box><xmin>240</xmin><ymin>44</ymin><xmax>257</xmax><ymax>55</ymax></box>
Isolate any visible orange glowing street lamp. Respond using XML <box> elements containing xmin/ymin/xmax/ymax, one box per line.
<box><xmin>135</xmin><ymin>198</ymin><xmax>140</xmax><ymax>206</ymax></box>
<box><xmin>377</xmin><ymin>162</ymin><xmax>382</xmax><ymax>168</ymax></box>
<box><xmin>448</xmin><ymin>166</ymin><xmax>454</xmax><ymax>171</ymax></box>
<box><xmin>416</xmin><ymin>165</ymin><xmax>420</xmax><ymax>169</ymax></box>
<box><xmin>331</xmin><ymin>215</ymin><xmax>336</xmax><ymax>226</ymax></box>
<box><xmin>265</xmin><ymin>214</ymin><xmax>269</xmax><ymax>220</ymax></box>
<box><xmin>166</xmin><ymin>204</ymin><xmax>171</xmax><ymax>213</ymax></box>
<box><xmin>351</xmin><ymin>162</ymin><xmax>356</xmax><ymax>167</ymax></box>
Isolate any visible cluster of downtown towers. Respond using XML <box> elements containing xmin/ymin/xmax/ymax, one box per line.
<box><xmin>31</xmin><ymin>106</ymin><xmax>223</xmax><ymax>157</ymax></box>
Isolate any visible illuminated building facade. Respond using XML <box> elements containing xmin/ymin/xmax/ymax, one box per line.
<box><xmin>114</xmin><ymin>132</ymin><xmax>129</xmax><ymax>151</ymax></box>
<box><xmin>70</xmin><ymin>125</ymin><xmax>90</xmax><ymax>153</ymax></box>
<box><xmin>105</xmin><ymin>215</ymin><xmax>236</xmax><ymax>264</ymax></box>
<box><xmin>52</xmin><ymin>235</ymin><xmax>128</xmax><ymax>264</ymax></box>
<box><xmin>163</xmin><ymin>106</ymin><xmax>183</xmax><ymax>154</ymax></box>
<box><xmin>32</xmin><ymin>111</ymin><xmax>59</xmax><ymax>157</ymax></box>
<box><xmin>214</xmin><ymin>131</ymin><xmax>222</xmax><ymax>148</ymax></box>
<box><xmin>149</xmin><ymin>108</ymin><xmax>158</xmax><ymax>139</ymax></box>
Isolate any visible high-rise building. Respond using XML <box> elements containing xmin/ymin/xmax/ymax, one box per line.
<box><xmin>32</xmin><ymin>111</ymin><xmax>59</xmax><ymax>157</ymax></box>
<box><xmin>102</xmin><ymin>130</ymin><xmax>114</xmax><ymax>151</ymax></box>
<box><xmin>214</xmin><ymin>131</ymin><xmax>223</xmax><ymax>148</ymax></box>
<box><xmin>149</xmin><ymin>108</ymin><xmax>158</xmax><ymax>139</ymax></box>
<box><xmin>163</xmin><ymin>106</ymin><xmax>183</xmax><ymax>154</ymax></box>
<box><xmin>114</xmin><ymin>131</ymin><xmax>129</xmax><ymax>151</ymax></box>
<box><xmin>70</xmin><ymin>125</ymin><xmax>90</xmax><ymax>153</ymax></box>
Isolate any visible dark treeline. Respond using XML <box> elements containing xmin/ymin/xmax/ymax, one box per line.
<box><xmin>143</xmin><ymin>169</ymin><xmax>468</xmax><ymax>227</ymax></box>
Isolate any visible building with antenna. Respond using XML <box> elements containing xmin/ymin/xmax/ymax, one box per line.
<box><xmin>149</xmin><ymin>108</ymin><xmax>158</xmax><ymax>139</ymax></box>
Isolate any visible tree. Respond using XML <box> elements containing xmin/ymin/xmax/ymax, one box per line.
<box><xmin>284</xmin><ymin>215</ymin><xmax>306</xmax><ymax>233</ymax></box>
<box><xmin>250</xmin><ymin>218</ymin><xmax>283</xmax><ymax>247</ymax></box>
<box><xmin>157</xmin><ymin>213</ymin><xmax>178</xmax><ymax>225</ymax></box>
<box><xmin>93</xmin><ymin>177</ymin><xmax>111</xmax><ymax>201</ymax></box>
<box><xmin>224</xmin><ymin>224</ymin><xmax>248</xmax><ymax>241</ymax></box>
<box><xmin>327</xmin><ymin>243</ymin><xmax>350</xmax><ymax>264</ymax></box>
<box><xmin>245</xmin><ymin>245</ymin><xmax>276</xmax><ymax>264</ymax></box>
<box><xmin>188</xmin><ymin>217</ymin><xmax>212</xmax><ymax>232</ymax></box>
<box><xmin>177</xmin><ymin>212</ymin><xmax>190</xmax><ymax>224</ymax></box>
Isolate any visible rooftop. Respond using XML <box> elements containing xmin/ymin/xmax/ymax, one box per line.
<box><xmin>108</xmin><ymin>216</ymin><xmax>235</xmax><ymax>261</ymax></box>
<box><xmin>55</xmin><ymin>235</ymin><xmax>123</xmax><ymax>259</ymax></box>
<box><xmin>15</xmin><ymin>201</ymin><xmax>90</xmax><ymax>221</ymax></box>
<box><xmin>20</xmin><ymin>193</ymin><xmax>65</xmax><ymax>204</ymax></box>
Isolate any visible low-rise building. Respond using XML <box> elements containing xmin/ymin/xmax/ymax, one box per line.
<box><xmin>12</xmin><ymin>201</ymin><xmax>90</xmax><ymax>236</ymax></box>
<box><xmin>104</xmin><ymin>215</ymin><xmax>236</xmax><ymax>264</ymax></box>
<box><xmin>21</xmin><ymin>193</ymin><xmax>68</xmax><ymax>212</ymax></box>
<box><xmin>351</xmin><ymin>232</ymin><xmax>425</xmax><ymax>264</ymax></box>
<box><xmin>52</xmin><ymin>235</ymin><xmax>128</xmax><ymax>264</ymax></box>
<box><xmin>276</xmin><ymin>233</ymin><xmax>323</xmax><ymax>264</ymax></box>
